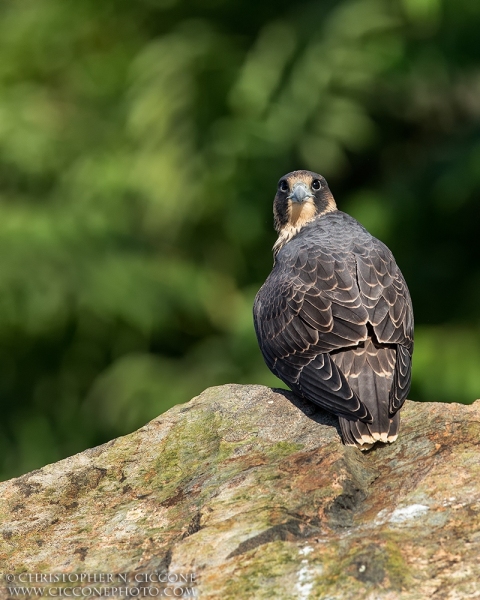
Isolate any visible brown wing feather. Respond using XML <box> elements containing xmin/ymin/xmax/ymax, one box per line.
<box><xmin>254</xmin><ymin>215</ymin><xmax>413</xmax><ymax>427</ymax></box>
<box><xmin>354</xmin><ymin>238</ymin><xmax>413</xmax><ymax>414</ymax></box>
<box><xmin>254</xmin><ymin>242</ymin><xmax>372</xmax><ymax>422</ymax></box>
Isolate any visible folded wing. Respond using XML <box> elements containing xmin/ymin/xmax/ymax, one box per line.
<box><xmin>254</xmin><ymin>236</ymin><xmax>413</xmax><ymax>420</ymax></box>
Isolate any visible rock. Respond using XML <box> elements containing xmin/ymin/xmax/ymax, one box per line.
<box><xmin>1</xmin><ymin>384</ymin><xmax>480</xmax><ymax>599</ymax></box>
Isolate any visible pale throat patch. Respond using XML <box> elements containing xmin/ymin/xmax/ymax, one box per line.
<box><xmin>290</xmin><ymin>198</ymin><xmax>317</xmax><ymax>228</ymax></box>
<box><xmin>273</xmin><ymin>198</ymin><xmax>334</xmax><ymax>254</ymax></box>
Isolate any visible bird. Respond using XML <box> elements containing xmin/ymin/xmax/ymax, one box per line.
<box><xmin>253</xmin><ymin>170</ymin><xmax>413</xmax><ymax>449</ymax></box>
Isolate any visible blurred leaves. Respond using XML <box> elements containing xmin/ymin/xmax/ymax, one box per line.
<box><xmin>0</xmin><ymin>0</ymin><xmax>479</xmax><ymax>479</ymax></box>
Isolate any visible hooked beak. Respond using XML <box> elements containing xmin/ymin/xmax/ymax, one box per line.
<box><xmin>288</xmin><ymin>182</ymin><xmax>313</xmax><ymax>203</ymax></box>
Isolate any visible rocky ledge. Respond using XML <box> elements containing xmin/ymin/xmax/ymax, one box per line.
<box><xmin>1</xmin><ymin>385</ymin><xmax>480</xmax><ymax>599</ymax></box>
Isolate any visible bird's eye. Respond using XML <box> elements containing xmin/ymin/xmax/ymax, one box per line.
<box><xmin>278</xmin><ymin>180</ymin><xmax>289</xmax><ymax>193</ymax></box>
<box><xmin>312</xmin><ymin>179</ymin><xmax>322</xmax><ymax>191</ymax></box>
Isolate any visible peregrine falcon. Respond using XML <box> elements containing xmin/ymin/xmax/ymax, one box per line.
<box><xmin>253</xmin><ymin>170</ymin><xmax>413</xmax><ymax>449</ymax></box>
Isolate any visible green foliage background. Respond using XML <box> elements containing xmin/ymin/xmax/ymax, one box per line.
<box><xmin>0</xmin><ymin>0</ymin><xmax>479</xmax><ymax>479</ymax></box>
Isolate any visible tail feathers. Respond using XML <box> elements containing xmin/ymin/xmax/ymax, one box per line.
<box><xmin>333</xmin><ymin>339</ymin><xmax>399</xmax><ymax>450</ymax></box>
<box><xmin>339</xmin><ymin>412</ymin><xmax>400</xmax><ymax>451</ymax></box>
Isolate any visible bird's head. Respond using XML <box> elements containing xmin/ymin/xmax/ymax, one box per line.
<box><xmin>273</xmin><ymin>170</ymin><xmax>337</xmax><ymax>253</ymax></box>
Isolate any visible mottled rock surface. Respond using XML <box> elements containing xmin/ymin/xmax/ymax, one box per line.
<box><xmin>1</xmin><ymin>384</ymin><xmax>480</xmax><ymax>599</ymax></box>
